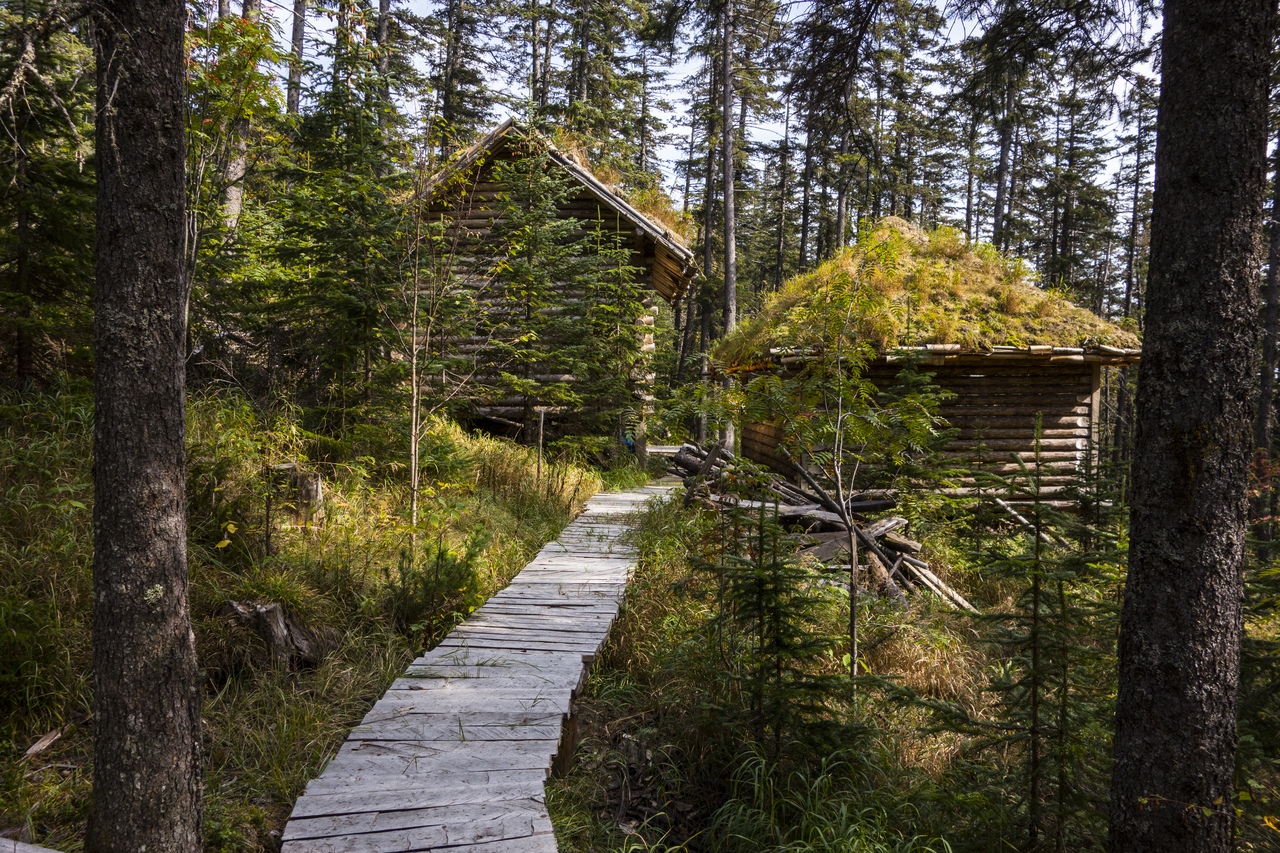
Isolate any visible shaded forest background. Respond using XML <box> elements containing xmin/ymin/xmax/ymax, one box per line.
<box><xmin>2</xmin><ymin>0</ymin><xmax>1162</xmax><ymax>436</ymax></box>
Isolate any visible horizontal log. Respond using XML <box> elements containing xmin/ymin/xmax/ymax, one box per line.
<box><xmin>944</xmin><ymin>450</ymin><xmax>1084</xmax><ymax>462</ymax></box>
<box><xmin>941</xmin><ymin>415</ymin><xmax>1089</xmax><ymax>428</ymax></box>
<box><xmin>881</xmin><ymin>531</ymin><xmax>922</xmax><ymax>554</ymax></box>
<box><xmin>948</xmin><ymin>427</ymin><xmax>1089</xmax><ymax>439</ymax></box>
<box><xmin>939</xmin><ymin>405</ymin><xmax>1091</xmax><ymax>417</ymax></box>
<box><xmin>945</xmin><ymin>438</ymin><xmax>1088</xmax><ymax>451</ymax></box>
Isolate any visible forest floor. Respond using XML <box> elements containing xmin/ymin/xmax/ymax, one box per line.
<box><xmin>543</xmin><ymin>491</ymin><xmax>1280</xmax><ymax>853</ymax></box>
<box><xmin>2</xmin><ymin>387</ymin><xmax>1277</xmax><ymax>852</ymax></box>
<box><xmin>0</xmin><ymin>386</ymin><xmax>650</xmax><ymax>852</ymax></box>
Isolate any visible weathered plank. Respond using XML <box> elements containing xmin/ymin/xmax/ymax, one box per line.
<box><xmin>282</xmin><ymin>482</ymin><xmax>674</xmax><ymax>851</ymax></box>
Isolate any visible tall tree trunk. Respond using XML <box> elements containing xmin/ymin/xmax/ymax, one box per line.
<box><xmin>964</xmin><ymin>114</ymin><xmax>977</xmax><ymax>243</ymax></box>
<box><xmin>799</xmin><ymin>129</ymin><xmax>813</xmax><ymax>270</ymax></box>
<box><xmin>774</xmin><ymin>96</ymin><xmax>790</xmax><ymax>291</ymax></box>
<box><xmin>834</xmin><ymin>127</ymin><xmax>849</xmax><ymax>251</ymax></box>
<box><xmin>676</xmin><ymin>116</ymin><xmax>699</xmax><ymax>379</ymax></box>
<box><xmin>639</xmin><ymin>47</ymin><xmax>650</xmax><ymax>173</ymax></box>
<box><xmin>992</xmin><ymin>86</ymin><xmax>1014</xmax><ymax>248</ymax></box>
<box><xmin>721</xmin><ymin>1</ymin><xmax>736</xmax><ymax>448</ymax></box>
<box><xmin>375</xmin><ymin>0</ymin><xmax>391</xmax><ymax>126</ymax></box>
<box><xmin>1114</xmin><ymin>113</ymin><xmax>1147</xmax><ymax>470</ymax></box>
<box><xmin>87</xmin><ymin>0</ymin><xmax>202</xmax><ymax>850</ymax></box>
<box><xmin>538</xmin><ymin>0</ymin><xmax>554</xmax><ymax>110</ymax></box>
<box><xmin>1109</xmin><ymin>3</ymin><xmax>1274</xmax><ymax>852</ymax></box>
<box><xmin>1254</xmin><ymin>137</ymin><xmax>1280</xmax><ymax>452</ymax></box>
<box><xmin>223</xmin><ymin>0</ymin><xmax>261</xmax><ymax>231</ymax></box>
<box><xmin>287</xmin><ymin>0</ymin><xmax>306</xmax><ymax>114</ymax></box>
<box><xmin>721</xmin><ymin>3</ymin><xmax>736</xmax><ymax>335</ymax></box>
<box><xmin>698</xmin><ymin>120</ymin><xmax>716</xmax><ymax>444</ymax></box>
<box><xmin>529</xmin><ymin>1</ymin><xmax>541</xmax><ymax>107</ymax></box>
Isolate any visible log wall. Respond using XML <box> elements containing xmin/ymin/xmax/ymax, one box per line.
<box><xmin>741</xmin><ymin>357</ymin><xmax>1104</xmax><ymax>497</ymax></box>
<box><xmin>427</xmin><ymin>135</ymin><xmax>671</xmax><ymax>439</ymax></box>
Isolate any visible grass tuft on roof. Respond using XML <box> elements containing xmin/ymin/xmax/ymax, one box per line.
<box><xmin>715</xmin><ymin>218</ymin><xmax>1141</xmax><ymax>368</ymax></box>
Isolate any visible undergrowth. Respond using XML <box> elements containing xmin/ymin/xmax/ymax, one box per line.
<box><xmin>0</xmin><ymin>386</ymin><xmax>607</xmax><ymax>851</ymax></box>
<box><xmin>546</xmin><ymin>495</ymin><xmax>961</xmax><ymax>852</ymax></box>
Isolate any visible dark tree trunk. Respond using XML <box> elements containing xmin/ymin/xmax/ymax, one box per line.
<box><xmin>1254</xmin><ymin>138</ymin><xmax>1280</xmax><ymax>452</ymax></box>
<box><xmin>992</xmin><ymin>87</ymin><xmax>1014</xmax><ymax>248</ymax></box>
<box><xmin>720</xmin><ymin>0</ymin><xmax>736</xmax><ymax>448</ymax></box>
<box><xmin>698</xmin><ymin>122</ymin><xmax>715</xmax><ymax>443</ymax></box>
<box><xmin>87</xmin><ymin>0</ymin><xmax>202</xmax><ymax>850</ymax></box>
<box><xmin>376</xmin><ymin>0</ymin><xmax>391</xmax><ymax>125</ymax></box>
<box><xmin>799</xmin><ymin>130</ymin><xmax>813</xmax><ymax>270</ymax></box>
<box><xmin>1108</xmin><ymin>3</ymin><xmax>1274</xmax><ymax>852</ymax></box>
<box><xmin>774</xmin><ymin>97</ymin><xmax>790</xmax><ymax>291</ymax></box>
<box><xmin>721</xmin><ymin>2</ymin><xmax>736</xmax><ymax>336</ymax></box>
<box><xmin>834</xmin><ymin>128</ymin><xmax>849</xmax><ymax>251</ymax></box>
<box><xmin>287</xmin><ymin>0</ymin><xmax>306</xmax><ymax>114</ymax></box>
<box><xmin>14</xmin><ymin>135</ymin><xmax>34</xmax><ymax>384</ymax></box>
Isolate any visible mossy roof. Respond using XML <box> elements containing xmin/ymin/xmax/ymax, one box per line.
<box><xmin>715</xmin><ymin>218</ymin><xmax>1142</xmax><ymax>370</ymax></box>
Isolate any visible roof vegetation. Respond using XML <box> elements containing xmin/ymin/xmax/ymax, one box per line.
<box><xmin>715</xmin><ymin>218</ymin><xmax>1142</xmax><ymax>368</ymax></box>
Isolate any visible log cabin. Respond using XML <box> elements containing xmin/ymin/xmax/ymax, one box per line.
<box><xmin>421</xmin><ymin>119</ymin><xmax>696</xmax><ymax>454</ymax></box>
<box><xmin>717</xmin><ymin>219</ymin><xmax>1142</xmax><ymax>499</ymax></box>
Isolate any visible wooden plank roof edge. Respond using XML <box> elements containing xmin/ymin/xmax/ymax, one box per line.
<box><xmin>420</xmin><ymin>119</ymin><xmax>696</xmax><ymax>303</ymax></box>
<box><xmin>723</xmin><ymin>343</ymin><xmax>1142</xmax><ymax>375</ymax></box>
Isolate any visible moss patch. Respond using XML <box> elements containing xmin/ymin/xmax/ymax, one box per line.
<box><xmin>715</xmin><ymin>218</ymin><xmax>1140</xmax><ymax>368</ymax></box>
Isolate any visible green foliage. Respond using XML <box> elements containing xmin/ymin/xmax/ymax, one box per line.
<box><xmin>701</xmin><ymin>473</ymin><xmax>850</xmax><ymax>759</ymax></box>
<box><xmin>383</xmin><ymin>534</ymin><xmax>486</xmax><ymax>646</ymax></box>
<box><xmin>547</xmin><ymin>493</ymin><xmax>957</xmax><ymax>851</ymax></box>
<box><xmin>0</xmin><ymin>1</ymin><xmax>95</xmax><ymax>383</ymax></box>
<box><xmin>885</xmin><ymin>438</ymin><xmax>1128</xmax><ymax>851</ymax></box>
<box><xmin>472</xmin><ymin>129</ymin><xmax>649</xmax><ymax>448</ymax></box>
<box><xmin>0</xmin><ymin>387</ymin><xmax>605</xmax><ymax>849</ymax></box>
<box><xmin>708</xmin><ymin>751</ymin><xmax>952</xmax><ymax>853</ymax></box>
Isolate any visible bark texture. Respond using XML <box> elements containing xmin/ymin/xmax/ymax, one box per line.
<box><xmin>287</xmin><ymin>0</ymin><xmax>306</xmax><ymax>114</ymax></box>
<box><xmin>1254</xmin><ymin>138</ymin><xmax>1280</xmax><ymax>452</ymax></box>
<box><xmin>1108</xmin><ymin>2</ymin><xmax>1274</xmax><ymax>851</ymax></box>
<box><xmin>87</xmin><ymin>0</ymin><xmax>202</xmax><ymax>850</ymax></box>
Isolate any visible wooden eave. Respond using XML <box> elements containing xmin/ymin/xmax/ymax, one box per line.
<box><xmin>881</xmin><ymin>343</ymin><xmax>1143</xmax><ymax>367</ymax></box>
<box><xmin>729</xmin><ymin>342</ymin><xmax>1143</xmax><ymax>375</ymax></box>
<box><xmin>421</xmin><ymin>118</ymin><xmax>697</xmax><ymax>304</ymax></box>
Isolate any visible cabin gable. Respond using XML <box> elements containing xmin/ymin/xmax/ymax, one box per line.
<box><xmin>421</xmin><ymin>121</ymin><xmax>694</xmax><ymax>444</ymax></box>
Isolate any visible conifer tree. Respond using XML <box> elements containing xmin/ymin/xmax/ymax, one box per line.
<box><xmin>0</xmin><ymin>0</ymin><xmax>94</xmax><ymax>383</ymax></box>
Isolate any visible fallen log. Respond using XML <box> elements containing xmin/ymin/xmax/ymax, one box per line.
<box><xmin>862</xmin><ymin>516</ymin><xmax>908</xmax><ymax>539</ymax></box>
<box><xmin>865</xmin><ymin>551</ymin><xmax>908</xmax><ymax>606</ymax></box>
<box><xmin>682</xmin><ymin>442</ymin><xmax>724</xmax><ymax>508</ymax></box>
<box><xmin>880</xmin><ymin>531</ymin><xmax>923</xmax><ymax>554</ymax></box>
<box><xmin>888</xmin><ymin>554</ymin><xmax>916</xmax><ymax>593</ymax></box>
<box><xmin>800</xmin><ymin>509</ymin><xmax>849</xmax><ymax>528</ymax></box>
<box><xmin>899</xmin><ymin>557</ymin><xmax>979</xmax><ymax>614</ymax></box>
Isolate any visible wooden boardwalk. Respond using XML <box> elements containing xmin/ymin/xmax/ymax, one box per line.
<box><xmin>282</xmin><ymin>483</ymin><xmax>673</xmax><ymax>853</ymax></box>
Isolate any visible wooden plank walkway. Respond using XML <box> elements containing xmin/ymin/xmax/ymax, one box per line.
<box><xmin>282</xmin><ymin>482</ymin><xmax>674</xmax><ymax>852</ymax></box>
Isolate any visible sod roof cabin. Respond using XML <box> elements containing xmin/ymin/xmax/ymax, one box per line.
<box><xmin>422</xmin><ymin>119</ymin><xmax>697</xmax><ymax>443</ymax></box>
<box><xmin>717</xmin><ymin>219</ymin><xmax>1141</xmax><ymax>498</ymax></box>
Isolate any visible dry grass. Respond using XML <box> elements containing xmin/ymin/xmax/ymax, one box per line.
<box><xmin>716</xmin><ymin>217</ymin><xmax>1141</xmax><ymax>368</ymax></box>
<box><xmin>0</xmin><ymin>390</ymin><xmax>608</xmax><ymax>851</ymax></box>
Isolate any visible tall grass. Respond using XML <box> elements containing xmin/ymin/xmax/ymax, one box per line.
<box><xmin>547</xmin><ymin>496</ymin><xmax>961</xmax><ymax>853</ymax></box>
<box><xmin>0</xmin><ymin>386</ymin><xmax>605</xmax><ymax>851</ymax></box>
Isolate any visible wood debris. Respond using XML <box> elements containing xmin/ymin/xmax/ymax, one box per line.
<box><xmin>667</xmin><ymin>441</ymin><xmax>977</xmax><ymax>613</ymax></box>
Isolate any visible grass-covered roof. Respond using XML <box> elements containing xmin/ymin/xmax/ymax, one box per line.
<box><xmin>716</xmin><ymin>218</ymin><xmax>1141</xmax><ymax>369</ymax></box>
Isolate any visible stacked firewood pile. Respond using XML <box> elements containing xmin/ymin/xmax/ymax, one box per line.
<box><xmin>667</xmin><ymin>441</ymin><xmax>977</xmax><ymax>613</ymax></box>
